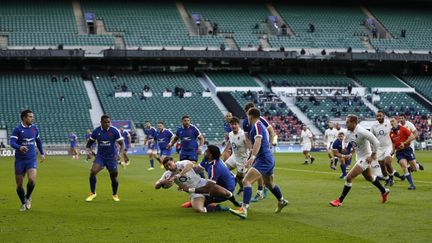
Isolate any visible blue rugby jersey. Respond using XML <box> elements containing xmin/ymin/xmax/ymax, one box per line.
<box><xmin>10</xmin><ymin>123</ymin><xmax>44</xmax><ymax>161</ymax></box>
<box><xmin>90</xmin><ymin>126</ymin><xmax>123</xmax><ymax>159</ymax></box>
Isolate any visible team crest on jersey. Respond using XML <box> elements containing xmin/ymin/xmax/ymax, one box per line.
<box><xmin>379</xmin><ymin>130</ymin><xmax>385</xmax><ymax>135</ymax></box>
<box><xmin>178</xmin><ymin>176</ymin><xmax>188</xmax><ymax>182</ymax></box>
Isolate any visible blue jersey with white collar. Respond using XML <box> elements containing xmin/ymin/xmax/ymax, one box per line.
<box><xmin>10</xmin><ymin>123</ymin><xmax>44</xmax><ymax>161</ymax></box>
<box><xmin>69</xmin><ymin>133</ymin><xmax>78</xmax><ymax>147</ymax></box>
<box><xmin>175</xmin><ymin>124</ymin><xmax>201</xmax><ymax>152</ymax></box>
<box><xmin>242</xmin><ymin>116</ymin><xmax>270</xmax><ymax>133</ymax></box>
<box><xmin>250</xmin><ymin>120</ymin><xmax>272</xmax><ymax>159</ymax></box>
<box><xmin>199</xmin><ymin>158</ymin><xmax>235</xmax><ymax>192</ymax></box>
<box><xmin>332</xmin><ymin>138</ymin><xmax>353</xmax><ymax>154</ymax></box>
<box><xmin>121</xmin><ymin>130</ymin><xmax>130</xmax><ymax>146</ymax></box>
<box><xmin>156</xmin><ymin>128</ymin><xmax>173</xmax><ymax>149</ymax></box>
<box><xmin>144</xmin><ymin>127</ymin><xmax>157</xmax><ymax>144</ymax></box>
<box><xmin>224</xmin><ymin>122</ymin><xmax>232</xmax><ymax>133</ymax></box>
<box><xmin>90</xmin><ymin>126</ymin><xmax>123</xmax><ymax>159</ymax></box>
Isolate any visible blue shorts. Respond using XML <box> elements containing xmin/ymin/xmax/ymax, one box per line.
<box><xmin>147</xmin><ymin>143</ymin><xmax>157</xmax><ymax>150</ymax></box>
<box><xmin>15</xmin><ymin>159</ymin><xmax>37</xmax><ymax>175</ymax></box>
<box><xmin>70</xmin><ymin>143</ymin><xmax>77</xmax><ymax>148</ymax></box>
<box><xmin>94</xmin><ymin>156</ymin><xmax>118</xmax><ymax>173</ymax></box>
<box><xmin>253</xmin><ymin>156</ymin><xmax>275</xmax><ymax>176</ymax></box>
<box><xmin>396</xmin><ymin>147</ymin><xmax>416</xmax><ymax>162</ymax></box>
<box><xmin>180</xmin><ymin>152</ymin><xmax>198</xmax><ymax>162</ymax></box>
<box><xmin>159</xmin><ymin>148</ymin><xmax>172</xmax><ymax>157</ymax></box>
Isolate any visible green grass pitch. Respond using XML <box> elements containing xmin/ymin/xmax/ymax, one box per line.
<box><xmin>0</xmin><ymin>152</ymin><xmax>431</xmax><ymax>242</ymax></box>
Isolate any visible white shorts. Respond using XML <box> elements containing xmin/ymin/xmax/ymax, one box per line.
<box><xmin>326</xmin><ymin>142</ymin><xmax>333</xmax><ymax>151</ymax></box>
<box><xmin>377</xmin><ymin>146</ymin><xmax>392</xmax><ymax>161</ymax></box>
<box><xmin>225</xmin><ymin>154</ymin><xmax>248</xmax><ymax>174</ymax></box>
<box><xmin>354</xmin><ymin>156</ymin><xmax>372</xmax><ymax>171</ymax></box>
<box><xmin>302</xmin><ymin>143</ymin><xmax>312</xmax><ymax>151</ymax></box>
<box><xmin>189</xmin><ymin>178</ymin><xmax>210</xmax><ymax>200</ymax></box>
<box><xmin>371</xmin><ymin>160</ymin><xmax>383</xmax><ymax>178</ymax></box>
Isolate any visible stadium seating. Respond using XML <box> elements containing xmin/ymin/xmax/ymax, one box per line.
<box><xmin>230</xmin><ymin>91</ymin><xmax>302</xmax><ymax>141</ymax></box>
<box><xmin>402</xmin><ymin>76</ymin><xmax>432</xmax><ymax>102</ymax></box>
<box><xmin>269</xmin><ymin>4</ymin><xmax>368</xmax><ymax>49</ymax></box>
<box><xmin>354</xmin><ymin>74</ymin><xmax>407</xmax><ymax>88</ymax></box>
<box><xmin>296</xmin><ymin>95</ymin><xmax>374</xmax><ymax>131</ymax></box>
<box><xmin>259</xmin><ymin>73</ymin><xmax>354</xmax><ymax>87</ymax></box>
<box><xmin>206</xmin><ymin>72</ymin><xmax>260</xmax><ymax>87</ymax></box>
<box><xmin>0</xmin><ymin>73</ymin><xmax>92</xmax><ymax>144</ymax></box>
<box><xmin>185</xmin><ymin>3</ymin><xmax>271</xmax><ymax>48</ymax></box>
<box><xmin>368</xmin><ymin>6</ymin><xmax>432</xmax><ymax>51</ymax></box>
<box><xmin>1</xmin><ymin>1</ymin><xmax>114</xmax><ymax>47</ymax></box>
<box><xmin>81</xmin><ymin>1</ymin><xmax>225</xmax><ymax>48</ymax></box>
<box><xmin>374</xmin><ymin>92</ymin><xmax>431</xmax><ymax>117</ymax></box>
<box><xmin>91</xmin><ymin>73</ymin><xmax>225</xmax><ymax>141</ymax></box>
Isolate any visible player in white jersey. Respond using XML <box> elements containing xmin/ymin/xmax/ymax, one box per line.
<box><xmin>330</xmin><ymin>115</ymin><xmax>390</xmax><ymax>207</ymax></box>
<box><xmin>324</xmin><ymin>122</ymin><xmax>338</xmax><ymax>169</ymax></box>
<box><xmin>300</xmin><ymin>126</ymin><xmax>315</xmax><ymax>165</ymax></box>
<box><xmin>371</xmin><ymin>111</ymin><xmax>404</xmax><ymax>186</ymax></box>
<box><xmin>334</xmin><ymin>123</ymin><xmax>347</xmax><ymax>136</ymax></box>
<box><xmin>399</xmin><ymin>114</ymin><xmax>424</xmax><ymax>171</ymax></box>
<box><xmin>223</xmin><ymin>117</ymin><xmax>251</xmax><ymax>195</ymax></box>
<box><xmin>155</xmin><ymin>158</ymin><xmax>234</xmax><ymax>213</ymax></box>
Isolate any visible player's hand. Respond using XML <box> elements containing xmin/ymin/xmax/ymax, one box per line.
<box><xmin>342</xmin><ymin>148</ymin><xmax>347</xmax><ymax>154</ymax></box>
<box><xmin>169</xmin><ymin>173</ymin><xmax>181</xmax><ymax>182</ymax></box>
<box><xmin>177</xmin><ymin>184</ymin><xmax>189</xmax><ymax>192</ymax></box>
<box><xmin>19</xmin><ymin>146</ymin><xmax>29</xmax><ymax>153</ymax></box>
<box><xmin>166</xmin><ymin>143</ymin><xmax>172</xmax><ymax>149</ymax></box>
<box><xmin>246</xmin><ymin>158</ymin><xmax>255</xmax><ymax>167</ymax></box>
<box><xmin>40</xmin><ymin>154</ymin><xmax>46</xmax><ymax>163</ymax></box>
<box><xmin>398</xmin><ymin>143</ymin><xmax>405</xmax><ymax>150</ymax></box>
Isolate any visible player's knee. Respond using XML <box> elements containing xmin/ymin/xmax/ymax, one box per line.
<box><xmin>28</xmin><ymin>178</ymin><xmax>36</xmax><ymax>185</ymax></box>
<box><xmin>110</xmin><ymin>171</ymin><xmax>118</xmax><ymax>179</ymax></box>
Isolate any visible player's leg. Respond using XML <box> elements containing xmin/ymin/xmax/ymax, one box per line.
<box><xmin>110</xmin><ymin>169</ymin><xmax>120</xmax><ymax>200</ymax></box>
<box><xmin>208</xmin><ymin>182</ymin><xmax>240</xmax><ymax>207</ymax></box>
<box><xmin>148</xmin><ymin>149</ymin><xmax>155</xmax><ymax>170</ymax></box>
<box><xmin>303</xmin><ymin>150</ymin><xmax>309</xmax><ymax>164</ymax></box>
<box><xmin>74</xmin><ymin>147</ymin><xmax>79</xmax><ymax>160</ymax></box>
<box><xmin>191</xmin><ymin>196</ymin><xmax>207</xmax><ymax>213</ymax></box>
<box><xmin>235</xmin><ymin>171</ymin><xmax>245</xmax><ymax>195</ymax></box>
<box><xmin>330</xmin><ymin>164</ymin><xmax>363</xmax><ymax>206</ymax></box>
<box><xmin>362</xmin><ymin>167</ymin><xmax>389</xmax><ymax>202</ymax></box>
<box><xmin>398</xmin><ymin>157</ymin><xmax>414</xmax><ymax>189</ymax></box>
<box><xmin>86</xmin><ymin>161</ymin><xmax>103</xmax><ymax>201</ymax></box>
<box><xmin>339</xmin><ymin>156</ymin><xmax>347</xmax><ymax>179</ymax></box>
<box><xmin>240</xmin><ymin>168</ymin><xmax>261</xmax><ymax>208</ymax></box>
<box><xmin>15</xmin><ymin>173</ymin><xmax>26</xmax><ymax>210</ymax></box>
<box><xmin>25</xmin><ymin>168</ymin><xmax>37</xmax><ymax>209</ymax></box>
<box><xmin>262</xmin><ymin>174</ymin><xmax>288</xmax><ymax>213</ymax></box>
<box><xmin>407</xmin><ymin>159</ymin><xmax>417</xmax><ymax>190</ymax></box>
<box><xmin>251</xmin><ymin>176</ymin><xmax>266</xmax><ymax>202</ymax></box>
<box><xmin>123</xmin><ymin>149</ymin><xmax>129</xmax><ymax>164</ymax></box>
<box><xmin>378</xmin><ymin>159</ymin><xmax>390</xmax><ymax>183</ymax></box>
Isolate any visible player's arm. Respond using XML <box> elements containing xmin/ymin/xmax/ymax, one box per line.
<box><xmin>401</xmin><ymin>128</ymin><xmax>415</xmax><ymax>149</ymax></box>
<box><xmin>196</xmin><ymin>126</ymin><xmax>205</xmax><ymax>154</ymax></box>
<box><xmin>128</xmin><ymin>133</ymin><xmax>132</xmax><ymax>146</ymax></box>
<box><xmin>222</xmin><ymin>140</ymin><xmax>232</xmax><ymax>159</ymax></box>
<box><xmin>10</xmin><ymin>128</ymin><xmax>28</xmax><ymax>153</ymax></box>
<box><xmin>245</xmin><ymin>135</ymin><xmax>252</xmax><ymax>150</ymax></box>
<box><xmin>170</xmin><ymin>161</ymin><xmax>194</xmax><ymax>181</ymax></box>
<box><xmin>267</xmin><ymin>126</ymin><xmax>276</xmax><ymax>147</ymax></box>
<box><xmin>247</xmin><ymin>136</ymin><xmax>262</xmax><ymax>167</ymax></box>
<box><xmin>35</xmin><ymin>131</ymin><xmax>45</xmax><ymax>161</ymax></box>
<box><xmin>167</xmin><ymin>135</ymin><xmax>178</xmax><ymax>149</ymax></box>
<box><xmin>155</xmin><ymin>173</ymin><xmax>171</xmax><ymax>189</ymax></box>
<box><xmin>365</xmin><ymin>131</ymin><xmax>379</xmax><ymax>163</ymax></box>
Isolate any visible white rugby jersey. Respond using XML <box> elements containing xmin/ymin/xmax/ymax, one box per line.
<box><xmin>159</xmin><ymin>160</ymin><xmax>203</xmax><ymax>188</ymax></box>
<box><xmin>229</xmin><ymin>129</ymin><xmax>249</xmax><ymax>158</ymax></box>
<box><xmin>325</xmin><ymin>128</ymin><xmax>337</xmax><ymax>144</ymax></box>
<box><xmin>300</xmin><ymin>129</ymin><xmax>313</xmax><ymax>144</ymax></box>
<box><xmin>371</xmin><ymin>119</ymin><xmax>392</xmax><ymax>148</ymax></box>
<box><xmin>344</xmin><ymin>124</ymin><xmax>379</xmax><ymax>159</ymax></box>
<box><xmin>402</xmin><ymin>120</ymin><xmax>417</xmax><ymax>133</ymax></box>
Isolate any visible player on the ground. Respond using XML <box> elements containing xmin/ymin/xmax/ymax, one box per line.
<box><xmin>399</xmin><ymin>114</ymin><xmax>424</xmax><ymax>171</ymax></box>
<box><xmin>389</xmin><ymin>117</ymin><xmax>418</xmax><ymax>190</ymax></box>
<box><xmin>84</xmin><ymin>129</ymin><xmax>96</xmax><ymax>162</ymax></box>
<box><xmin>230</xmin><ymin>108</ymin><xmax>289</xmax><ymax>219</ymax></box>
<box><xmin>242</xmin><ymin>102</ymin><xmax>274</xmax><ymax>202</ymax></box>
<box><xmin>68</xmin><ymin>130</ymin><xmax>79</xmax><ymax>160</ymax></box>
<box><xmin>222</xmin><ymin>116</ymin><xmax>251</xmax><ymax>195</ymax></box>
<box><xmin>300</xmin><ymin>125</ymin><xmax>315</xmax><ymax>165</ymax></box>
<box><xmin>371</xmin><ymin>111</ymin><xmax>404</xmax><ymax>186</ymax></box>
<box><xmin>155</xmin><ymin>158</ymin><xmax>235</xmax><ymax>213</ymax></box>
<box><xmin>330</xmin><ymin>115</ymin><xmax>389</xmax><ymax>207</ymax></box>
<box><xmin>167</xmin><ymin>115</ymin><xmax>204</xmax><ymax>163</ymax></box>
<box><xmin>119</xmin><ymin>127</ymin><xmax>131</xmax><ymax>166</ymax></box>
<box><xmin>332</xmin><ymin>132</ymin><xmax>353</xmax><ymax>179</ymax></box>
<box><xmin>324</xmin><ymin>122</ymin><xmax>338</xmax><ymax>170</ymax></box>
<box><xmin>144</xmin><ymin>121</ymin><xmax>158</xmax><ymax>171</ymax></box>
<box><xmin>10</xmin><ymin>109</ymin><xmax>45</xmax><ymax>211</ymax></box>
<box><xmin>155</xmin><ymin>121</ymin><xmax>173</xmax><ymax>168</ymax></box>
<box><xmin>85</xmin><ymin>115</ymin><xmax>124</xmax><ymax>202</ymax></box>
<box><xmin>222</xmin><ymin>112</ymin><xmax>233</xmax><ymax>161</ymax></box>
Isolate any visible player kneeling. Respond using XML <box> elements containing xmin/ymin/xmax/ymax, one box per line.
<box><xmin>155</xmin><ymin>158</ymin><xmax>234</xmax><ymax>213</ymax></box>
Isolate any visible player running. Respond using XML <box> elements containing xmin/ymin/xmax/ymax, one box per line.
<box><xmin>324</xmin><ymin>122</ymin><xmax>338</xmax><ymax>170</ymax></box>
<box><xmin>332</xmin><ymin>132</ymin><xmax>353</xmax><ymax>179</ymax></box>
<box><xmin>9</xmin><ymin>109</ymin><xmax>45</xmax><ymax>211</ymax></box>
<box><xmin>68</xmin><ymin>130</ymin><xmax>79</xmax><ymax>160</ymax></box>
<box><xmin>399</xmin><ymin>114</ymin><xmax>425</xmax><ymax>171</ymax></box>
<box><xmin>119</xmin><ymin>127</ymin><xmax>131</xmax><ymax>166</ymax></box>
<box><xmin>144</xmin><ymin>121</ymin><xmax>158</xmax><ymax>171</ymax></box>
<box><xmin>300</xmin><ymin>125</ymin><xmax>315</xmax><ymax>165</ymax></box>
<box><xmin>389</xmin><ymin>117</ymin><xmax>418</xmax><ymax>190</ymax></box>
<box><xmin>230</xmin><ymin>108</ymin><xmax>289</xmax><ymax>219</ymax></box>
<box><xmin>155</xmin><ymin>121</ymin><xmax>173</xmax><ymax>168</ymax></box>
<box><xmin>85</xmin><ymin>115</ymin><xmax>124</xmax><ymax>202</ymax></box>
<box><xmin>222</xmin><ymin>116</ymin><xmax>251</xmax><ymax>195</ymax></box>
<box><xmin>330</xmin><ymin>115</ymin><xmax>389</xmax><ymax>207</ymax></box>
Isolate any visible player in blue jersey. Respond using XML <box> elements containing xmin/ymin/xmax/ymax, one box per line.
<box><xmin>230</xmin><ymin>108</ymin><xmax>288</xmax><ymax>219</ymax></box>
<box><xmin>155</xmin><ymin>121</ymin><xmax>173</xmax><ymax>168</ymax></box>
<box><xmin>68</xmin><ymin>131</ymin><xmax>79</xmax><ymax>160</ymax></box>
<box><xmin>144</xmin><ymin>121</ymin><xmax>158</xmax><ymax>171</ymax></box>
<box><xmin>84</xmin><ymin>129</ymin><xmax>95</xmax><ymax>162</ymax></box>
<box><xmin>332</xmin><ymin>132</ymin><xmax>353</xmax><ymax>179</ymax></box>
<box><xmin>167</xmin><ymin>115</ymin><xmax>205</xmax><ymax>163</ymax></box>
<box><xmin>85</xmin><ymin>115</ymin><xmax>125</xmax><ymax>202</ymax></box>
<box><xmin>119</xmin><ymin>127</ymin><xmax>132</xmax><ymax>166</ymax></box>
<box><xmin>9</xmin><ymin>110</ymin><xmax>45</xmax><ymax>211</ymax></box>
<box><xmin>242</xmin><ymin>102</ymin><xmax>274</xmax><ymax>202</ymax></box>
<box><xmin>222</xmin><ymin>112</ymin><xmax>233</xmax><ymax>161</ymax></box>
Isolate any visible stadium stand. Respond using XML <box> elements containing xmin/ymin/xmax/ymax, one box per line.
<box><xmin>259</xmin><ymin>73</ymin><xmax>354</xmax><ymax>87</ymax></box>
<box><xmin>368</xmin><ymin>6</ymin><xmax>432</xmax><ymax>51</ymax></box>
<box><xmin>374</xmin><ymin>92</ymin><xmax>431</xmax><ymax>117</ymax></box>
<box><xmin>269</xmin><ymin>4</ymin><xmax>368</xmax><ymax>50</ymax></box>
<box><xmin>0</xmin><ymin>73</ymin><xmax>92</xmax><ymax>144</ymax></box>
<box><xmin>403</xmin><ymin>75</ymin><xmax>432</xmax><ymax>102</ymax></box>
<box><xmin>91</xmin><ymin>73</ymin><xmax>225</xmax><ymax>141</ymax></box>
<box><xmin>1</xmin><ymin>1</ymin><xmax>114</xmax><ymax>47</ymax></box>
<box><xmin>354</xmin><ymin>74</ymin><xmax>407</xmax><ymax>88</ymax></box>
<box><xmin>81</xmin><ymin>1</ymin><xmax>225</xmax><ymax>48</ymax></box>
<box><xmin>185</xmin><ymin>2</ymin><xmax>271</xmax><ymax>48</ymax></box>
<box><xmin>206</xmin><ymin>72</ymin><xmax>260</xmax><ymax>87</ymax></box>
